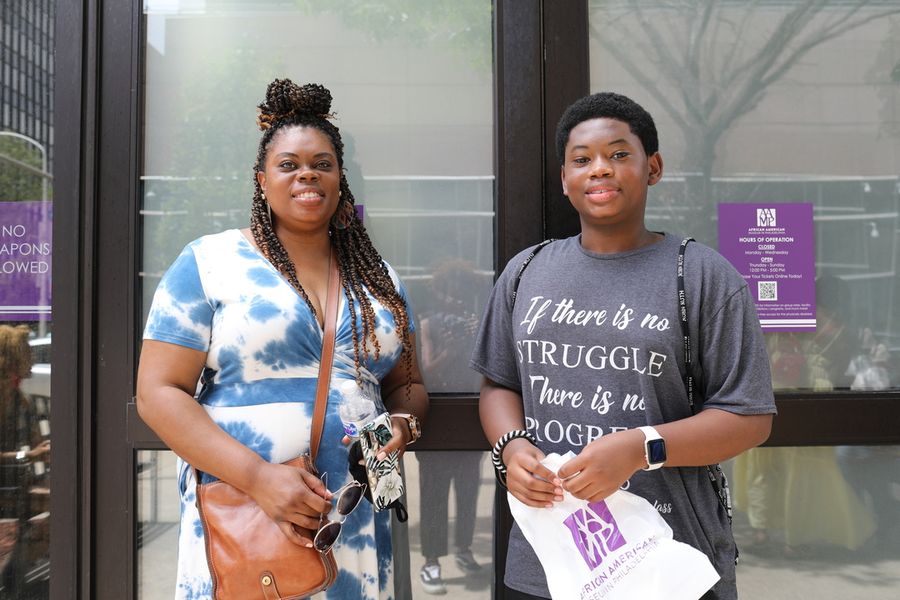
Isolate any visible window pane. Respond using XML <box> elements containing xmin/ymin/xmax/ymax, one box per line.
<box><xmin>588</xmin><ymin>1</ymin><xmax>900</xmax><ymax>392</ymax></box>
<box><xmin>136</xmin><ymin>451</ymin><xmax>178</xmax><ymax>598</ymax></box>
<box><xmin>729</xmin><ymin>445</ymin><xmax>900</xmax><ymax>599</ymax></box>
<box><xmin>0</xmin><ymin>0</ymin><xmax>54</xmax><ymax>596</ymax></box>
<box><xmin>405</xmin><ymin>452</ymin><xmax>494</xmax><ymax>599</ymax></box>
<box><xmin>139</xmin><ymin>2</ymin><xmax>494</xmax><ymax>598</ymax></box>
<box><xmin>141</xmin><ymin>0</ymin><xmax>494</xmax><ymax>395</ymax></box>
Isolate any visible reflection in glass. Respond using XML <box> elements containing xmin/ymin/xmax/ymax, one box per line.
<box><xmin>140</xmin><ymin>2</ymin><xmax>494</xmax><ymax>598</ymax></box>
<box><xmin>141</xmin><ymin>3</ymin><xmax>496</xmax><ymax>386</ymax></box>
<box><xmin>136</xmin><ymin>451</ymin><xmax>179</xmax><ymax>599</ymax></box>
<box><xmin>419</xmin><ymin>261</ymin><xmax>490</xmax><ymax>395</ymax></box>
<box><xmin>406</xmin><ymin>452</ymin><xmax>493</xmax><ymax>599</ymax></box>
<box><xmin>1</xmin><ymin>0</ymin><xmax>55</xmax><ymax>593</ymax></box>
<box><xmin>588</xmin><ymin>1</ymin><xmax>900</xmax><ymax>391</ymax></box>
<box><xmin>0</xmin><ymin>326</ymin><xmax>50</xmax><ymax>598</ymax></box>
<box><xmin>729</xmin><ymin>445</ymin><xmax>900</xmax><ymax>599</ymax></box>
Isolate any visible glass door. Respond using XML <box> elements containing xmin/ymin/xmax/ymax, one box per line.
<box><xmin>135</xmin><ymin>1</ymin><xmax>498</xmax><ymax>598</ymax></box>
<box><xmin>0</xmin><ymin>1</ymin><xmax>55</xmax><ymax>597</ymax></box>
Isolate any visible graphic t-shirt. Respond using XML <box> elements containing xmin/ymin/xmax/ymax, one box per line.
<box><xmin>470</xmin><ymin>233</ymin><xmax>776</xmax><ymax>600</ymax></box>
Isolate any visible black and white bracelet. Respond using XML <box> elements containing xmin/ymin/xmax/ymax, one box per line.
<box><xmin>491</xmin><ymin>429</ymin><xmax>537</xmax><ymax>485</ymax></box>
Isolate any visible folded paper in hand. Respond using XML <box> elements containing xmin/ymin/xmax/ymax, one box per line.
<box><xmin>507</xmin><ymin>452</ymin><xmax>720</xmax><ymax>600</ymax></box>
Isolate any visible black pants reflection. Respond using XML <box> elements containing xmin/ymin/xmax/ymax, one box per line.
<box><xmin>417</xmin><ymin>451</ymin><xmax>483</xmax><ymax>560</ymax></box>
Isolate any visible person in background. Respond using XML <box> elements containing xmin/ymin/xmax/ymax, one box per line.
<box><xmin>416</xmin><ymin>260</ymin><xmax>486</xmax><ymax>595</ymax></box>
<box><xmin>0</xmin><ymin>324</ymin><xmax>50</xmax><ymax>598</ymax></box>
<box><xmin>734</xmin><ymin>275</ymin><xmax>875</xmax><ymax>557</ymax></box>
<box><xmin>136</xmin><ymin>79</ymin><xmax>428</xmax><ymax>600</ymax></box>
<box><xmin>471</xmin><ymin>92</ymin><xmax>775</xmax><ymax>600</ymax></box>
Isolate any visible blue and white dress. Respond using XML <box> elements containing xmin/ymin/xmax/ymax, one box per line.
<box><xmin>143</xmin><ymin>229</ymin><xmax>413</xmax><ymax>600</ymax></box>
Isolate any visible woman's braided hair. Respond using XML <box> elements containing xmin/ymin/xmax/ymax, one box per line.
<box><xmin>250</xmin><ymin>79</ymin><xmax>412</xmax><ymax>388</ymax></box>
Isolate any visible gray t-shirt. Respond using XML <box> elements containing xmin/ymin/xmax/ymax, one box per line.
<box><xmin>470</xmin><ymin>233</ymin><xmax>776</xmax><ymax>599</ymax></box>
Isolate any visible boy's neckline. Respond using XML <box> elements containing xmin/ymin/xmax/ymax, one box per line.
<box><xmin>577</xmin><ymin>230</ymin><xmax>665</xmax><ymax>256</ymax></box>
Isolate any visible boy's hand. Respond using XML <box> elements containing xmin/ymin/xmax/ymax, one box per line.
<box><xmin>557</xmin><ymin>429</ymin><xmax>646</xmax><ymax>502</ymax></box>
<box><xmin>503</xmin><ymin>439</ymin><xmax>564</xmax><ymax>508</ymax></box>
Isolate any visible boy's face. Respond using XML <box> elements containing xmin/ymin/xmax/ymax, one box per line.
<box><xmin>561</xmin><ymin>117</ymin><xmax>662</xmax><ymax>232</ymax></box>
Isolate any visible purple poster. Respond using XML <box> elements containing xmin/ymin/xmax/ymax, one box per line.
<box><xmin>718</xmin><ymin>203</ymin><xmax>815</xmax><ymax>332</ymax></box>
<box><xmin>0</xmin><ymin>201</ymin><xmax>52</xmax><ymax>321</ymax></box>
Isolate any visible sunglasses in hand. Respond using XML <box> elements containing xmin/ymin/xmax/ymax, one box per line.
<box><xmin>314</xmin><ymin>473</ymin><xmax>367</xmax><ymax>553</ymax></box>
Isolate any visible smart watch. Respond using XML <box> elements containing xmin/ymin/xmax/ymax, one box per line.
<box><xmin>638</xmin><ymin>426</ymin><xmax>666</xmax><ymax>471</ymax></box>
<box><xmin>390</xmin><ymin>413</ymin><xmax>422</xmax><ymax>445</ymax></box>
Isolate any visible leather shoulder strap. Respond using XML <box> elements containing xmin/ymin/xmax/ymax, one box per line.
<box><xmin>310</xmin><ymin>252</ymin><xmax>341</xmax><ymax>461</ymax></box>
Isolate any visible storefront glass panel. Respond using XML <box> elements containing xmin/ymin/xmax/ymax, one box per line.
<box><xmin>588</xmin><ymin>1</ymin><xmax>900</xmax><ymax>393</ymax></box>
<box><xmin>728</xmin><ymin>445</ymin><xmax>900</xmax><ymax>599</ymax></box>
<box><xmin>590</xmin><ymin>2</ymin><xmax>900</xmax><ymax>598</ymax></box>
<box><xmin>0</xmin><ymin>0</ymin><xmax>54</xmax><ymax>596</ymax></box>
<box><xmin>138</xmin><ymin>1</ymin><xmax>493</xmax><ymax>597</ymax></box>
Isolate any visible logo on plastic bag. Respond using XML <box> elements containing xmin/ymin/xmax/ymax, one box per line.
<box><xmin>563</xmin><ymin>500</ymin><xmax>627</xmax><ymax>570</ymax></box>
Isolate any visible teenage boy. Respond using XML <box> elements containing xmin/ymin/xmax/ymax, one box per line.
<box><xmin>471</xmin><ymin>92</ymin><xmax>776</xmax><ymax>600</ymax></box>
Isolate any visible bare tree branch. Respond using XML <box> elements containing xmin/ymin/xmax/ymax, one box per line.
<box><xmin>588</xmin><ymin>20</ymin><xmax>691</xmax><ymax>132</ymax></box>
<box><xmin>588</xmin><ymin>0</ymin><xmax>896</xmax><ymax>176</ymax></box>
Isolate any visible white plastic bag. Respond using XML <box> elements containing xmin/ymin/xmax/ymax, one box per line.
<box><xmin>508</xmin><ymin>452</ymin><xmax>720</xmax><ymax>600</ymax></box>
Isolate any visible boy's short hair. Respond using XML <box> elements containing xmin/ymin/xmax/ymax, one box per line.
<box><xmin>555</xmin><ymin>92</ymin><xmax>659</xmax><ymax>163</ymax></box>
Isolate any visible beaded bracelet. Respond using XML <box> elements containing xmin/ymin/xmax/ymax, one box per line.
<box><xmin>491</xmin><ymin>429</ymin><xmax>537</xmax><ymax>482</ymax></box>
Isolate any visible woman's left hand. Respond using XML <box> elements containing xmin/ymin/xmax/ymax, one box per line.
<box><xmin>374</xmin><ymin>416</ymin><xmax>411</xmax><ymax>460</ymax></box>
<box><xmin>340</xmin><ymin>418</ymin><xmax>409</xmax><ymax>461</ymax></box>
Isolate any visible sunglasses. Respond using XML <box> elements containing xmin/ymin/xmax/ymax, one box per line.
<box><xmin>314</xmin><ymin>474</ymin><xmax>367</xmax><ymax>553</ymax></box>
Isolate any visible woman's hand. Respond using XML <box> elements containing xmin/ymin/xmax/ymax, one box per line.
<box><xmin>374</xmin><ymin>416</ymin><xmax>412</xmax><ymax>460</ymax></box>
<box><xmin>557</xmin><ymin>429</ymin><xmax>645</xmax><ymax>503</ymax></box>
<box><xmin>503</xmin><ymin>438</ymin><xmax>564</xmax><ymax>508</ymax></box>
<box><xmin>247</xmin><ymin>461</ymin><xmax>333</xmax><ymax>547</ymax></box>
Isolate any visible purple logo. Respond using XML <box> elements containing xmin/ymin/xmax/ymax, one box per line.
<box><xmin>756</xmin><ymin>207</ymin><xmax>776</xmax><ymax>227</ymax></box>
<box><xmin>563</xmin><ymin>500</ymin><xmax>626</xmax><ymax>570</ymax></box>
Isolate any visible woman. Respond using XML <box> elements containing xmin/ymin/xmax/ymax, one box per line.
<box><xmin>136</xmin><ymin>79</ymin><xmax>428</xmax><ymax>600</ymax></box>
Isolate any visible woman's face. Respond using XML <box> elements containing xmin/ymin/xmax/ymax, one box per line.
<box><xmin>256</xmin><ymin>125</ymin><xmax>342</xmax><ymax>235</ymax></box>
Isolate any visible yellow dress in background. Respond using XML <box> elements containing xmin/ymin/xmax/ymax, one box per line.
<box><xmin>733</xmin><ymin>329</ymin><xmax>875</xmax><ymax>550</ymax></box>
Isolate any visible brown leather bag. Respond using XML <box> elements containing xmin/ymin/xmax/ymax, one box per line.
<box><xmin>195</xmin><ymin>254</ymin><xmax>342</xmax><ymax>599</ymax></box>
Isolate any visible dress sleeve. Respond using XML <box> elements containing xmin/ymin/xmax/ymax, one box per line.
<box><xmin>143</xmin><ymin>244</ymin><xmax>215</xmax><ymax>352</ymax></box>
<box><xmin>469</xmin><ymin>261</ymin><xmax>522</xmax><ymax>392</ymax></box>
<box><xmin>384</xmin><ymin>261</ymin><xmax>417</xmax><ymax>334</ymax></box>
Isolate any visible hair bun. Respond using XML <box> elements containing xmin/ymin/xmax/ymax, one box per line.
<box><xmin>257</xmin><ymin>79</ymin><xmax>333</xmax><ymax>130</ymax></box>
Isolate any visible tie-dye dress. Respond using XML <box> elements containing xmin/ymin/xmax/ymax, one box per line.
<box><xmin>143</xmin><ymin>229</ymin><xmax>413</xmax><ymax>600</ymax></box>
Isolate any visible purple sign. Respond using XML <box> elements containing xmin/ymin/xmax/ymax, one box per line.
<box><xmin>718</xmin><ymin>203</ymin><xmax>815</xmax><ymax>331</ymax></box>
<box><xmin>0</xmin><ymin>201</ymin><xmax>52</xmax><ymax>321</ymax></box>
<box><xmin>563</xmin><ymin>500</ymin><xmax>626</xmax><ymax>571</ymax></box>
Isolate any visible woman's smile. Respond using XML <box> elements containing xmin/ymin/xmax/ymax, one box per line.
<box><xmin>291</xmin><ymin>187</ymin><xmax>325</xmax><ymax>204</ymax></box>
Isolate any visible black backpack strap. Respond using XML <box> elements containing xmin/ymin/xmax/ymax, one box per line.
<box><xmin>677</xmin><ymin>237</ymin><xmax>735</xmax><ymax>532</ymax></box>
<box><xmin>511</xmin><ymin>239</ymin><xmax>556</xmax><ymax>307</ymax></box>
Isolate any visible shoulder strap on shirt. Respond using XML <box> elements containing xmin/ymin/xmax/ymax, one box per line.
<box><xmin>310</xmin><ymin>251</ymin><xmax>342</xmax><ymax>462</ymax></box>
<box><xmin>511</xmin><ymin>239</ymin><xmax>556</xmax><ymax>307</ymax></box>
<box><xmin>677</xmin><ymin>237</ymin><xmax>735</xmax><ymax>529</ymax></box>
<box><xmin>677</xmin><ymin>237</ymin><xmax>697</xmax><ymax>410</ymax></box>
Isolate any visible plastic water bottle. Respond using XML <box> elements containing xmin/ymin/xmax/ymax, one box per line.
<box><xmin>338</xmin><ymin>379</ymin><xmax>379</xmax><ymax>439</ymax></box>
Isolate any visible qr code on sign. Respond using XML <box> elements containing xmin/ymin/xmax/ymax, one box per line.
<box><xmin>758</xmin><ymin>281</ymin><xmax>778</xmax><ymax>301</ymax></box>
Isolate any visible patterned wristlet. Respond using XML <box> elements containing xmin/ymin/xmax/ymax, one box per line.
<box><xmin>491</xmin><ymin>429</ymin><xmax>537</xmax><ymax>478</ymax></box>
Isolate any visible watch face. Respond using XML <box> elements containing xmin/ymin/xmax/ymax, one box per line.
<box><xmin>647</xmin><ymin>438</ymin><xmax>667</xmax><ymax>465</ymax></box>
